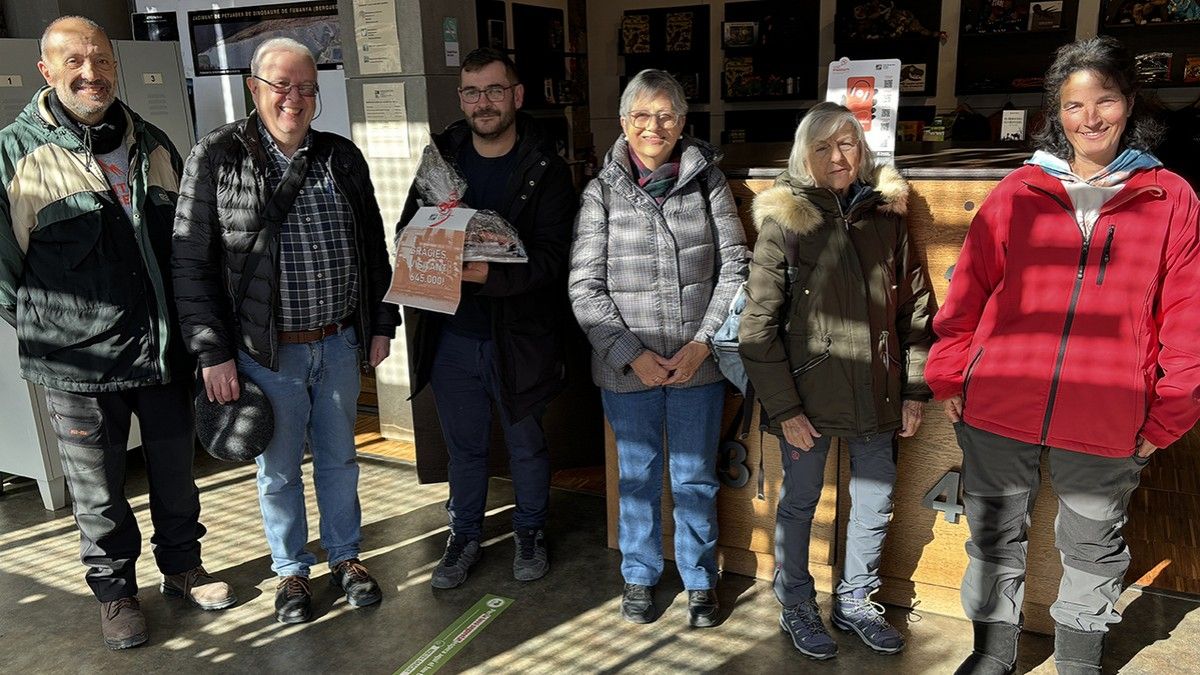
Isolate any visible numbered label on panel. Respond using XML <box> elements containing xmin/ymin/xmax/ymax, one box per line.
<box><xmin>0</xmin><ymin>75</ymin><xmax>22</xmax><ymax>88</ymax></box>
<box><xmin>143</xmin><ymin>73</ymin><xmax>163</xmax><ymax>85</ymax></box>
<box><xmin>718</xmin><ymin>440</ymin><xmax>751</xmax><ymax>488</ymax></box>
<box><xmin>922</xmin><ymin>470</ymin><xmax>965</xmax><ymax>524</ymax></box>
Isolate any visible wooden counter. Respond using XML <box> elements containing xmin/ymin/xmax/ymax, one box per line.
<box><xmin>604</xmin><ymin>154</ymin><xmax>1200</xmax><ymax>634</ymax></box>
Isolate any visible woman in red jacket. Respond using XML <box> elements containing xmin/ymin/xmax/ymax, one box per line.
<box><xmin>926</xmin><ymin>36</ymin><xmax>1200</xmax><ymax>675</ymax></box>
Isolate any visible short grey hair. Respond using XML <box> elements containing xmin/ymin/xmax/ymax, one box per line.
<box><xmin>250</xmin><ymin>38</ymin><xmax>317</xmax><ymax>77</ymax></box>
<box><xmin>619</xmin><ymin>69</ymin><xmax>688</xmax><ymax>118</ymax></box>
<box><xmin>786</xmin><ymin>102</ymin><xmax>876</xmax><ymax>186</ymax></box>
<box><xmin>40</xmin><ymin>15</ymin><xmax>109</xmax><ymax>61</ymax></box>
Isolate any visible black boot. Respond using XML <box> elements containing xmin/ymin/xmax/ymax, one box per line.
<box><xmin>954</xmin><ymin>620</ymin><xmax>1020</xmax><ymax>675</ymax></box>
<box><xmin>1054</xmin><ymin>623</ymin><xmax>1104</xmax><ymax>674</ymax></box>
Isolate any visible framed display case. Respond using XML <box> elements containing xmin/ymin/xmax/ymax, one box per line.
<box><xmin>834</xmin><ymin>0</ymin><xmax>945</xmax><ymax>98</ymax></box>
<box><xmin>956</xmin><ymin>0</ymin><xmax>1080</xmax><ymax>95</ymax></box>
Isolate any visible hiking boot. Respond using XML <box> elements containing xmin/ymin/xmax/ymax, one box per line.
<box><xmin>161</xmin><ymin>566</ymin><xmax>237</xmax><ymax>610</ymax></box>
<box><xmin>99</xmin><ymin>596</ymin><xmax>148</xmax><ymax>650</ymax></box>
<box><xmin>1054</xmin><ymin>623</ymin><xmax>1104</xmax><ymax>675</ymax></box>
<box><xmin>513</xmin><ymin>528</ymin><xmax>549</xmax><ymax>582</ymax></box>
<box><xmin>954</xmin><ymin>621</ymin><xmax>1021</xmax><ymax>675</ymax></box>
<box><xmin>779</xmin><ymin>599</ymin><xmax>838</xmax><ymax>660</ymax></box>
<box><xmin>330</xmin><ymin>558</ymin><xmax>382</xmax><ymax>607</ymax></box>
<box><xmin>430</xmin><ymin>535</ymin><xmax>481</xmax><ymax>589</ymax></box>
<box><xmin>274</xmin><ymin>575</ymin><xmax>312</xmax><ymax>624</ymax></box>
<box><xmin>832</xmin><ymin>588</ymin><xmax>905</xmax><ymax>654</ymax></box>
<box><xmin>620</xmin><ymin>583</ymin><xmax>655</xmax><ymax>624</ymax></box>
<box><xmin>687</xmin><ymin>589</ymin><xmax>719</xmax><ymax>627</ymax></box>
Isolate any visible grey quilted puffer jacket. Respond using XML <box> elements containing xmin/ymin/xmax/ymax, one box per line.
<box><xmin>569</xmin><ymin>135</ymin><xmax>748</xmax><ymax>392</ymax></box>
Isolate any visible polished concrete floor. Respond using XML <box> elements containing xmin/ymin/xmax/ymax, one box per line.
<box><xmin>1</xmin><ymin>452</ymin><xmax>1197</xmax><ymax>674</ymax></box>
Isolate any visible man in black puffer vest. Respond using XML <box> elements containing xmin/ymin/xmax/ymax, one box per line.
<box><xmin>397</xmin><ymin>49</ymin><xmax>577</xmax><ymax>590</ymax></box>
<box><xmin>0</xmin><ymin>17</ymin><xmax>234</xmax><ymax>650</ymax></box>
<box><xmin>172</xmin><ymin>38</ymin><xmax>398</xmax><ymax>625</ymax></box>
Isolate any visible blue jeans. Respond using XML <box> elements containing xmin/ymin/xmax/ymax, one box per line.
<box><xmin>237</xmin><ymin>327</ymin><xmax>363</xmax><ymax>577</ymax></box>
<box><xmin>430</xmin><ymin>330</ymin><xmax>549</xmax><ymax>539</ymax></box>
<box><xmin>774</xmin><ymin>431</ymin><xmax>896</xmax><ymax>606</ymax></box>
<box><xmin>602</xmin><ymin>381</ymin><xmax>724</xmax><ymax>590</ymax></box>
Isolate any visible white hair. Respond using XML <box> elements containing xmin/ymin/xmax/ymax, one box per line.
<box><xmin>786</xmin><ymin>101</ymin><xmax>876</xmax><ymax>185</ymax></box>
<box><xmin>618</xmin><ymin>69</ymin><xmax>688</xmax><ymax>118</ymax></box>
<box><xmin>250</xmin><ymin>38</ymin><xmax>317</xmax><ymax>77</ymax></box>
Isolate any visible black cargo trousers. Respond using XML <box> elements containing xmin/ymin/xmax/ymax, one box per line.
<box><xmin>45</xmin><ymin>380</ymin><xmax>205</xmax><ymax>602</ymax></box>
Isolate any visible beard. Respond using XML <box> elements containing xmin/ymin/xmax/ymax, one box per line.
<box><xmin>466</xmin><ymin>105</ymin><xmax>516</xmax><ymax>140</ymax></box>
<box><xmin>58</xmin><ymin>76</ymin><xmax>115</xmax><ymax>121</ymax></box>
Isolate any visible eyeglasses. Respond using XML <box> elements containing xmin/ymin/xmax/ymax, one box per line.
<box><xmin>813</xmin><ymin>140</ymin><xmax>860</xmax><ymax>156</ymax></box>
<box><xmin>627</xmin><ymin>111</ymin><xmax>680</xmax><ymax>130</ymax></box>
<box><xmin>251</xmin><ymin>75</ymin><xmax>319</xmax><ymax>97</ymax></box>
<box><xmin>458</xmin><ymin>84</ymin><xmax>514</xmax><ymax>103</ymax></box>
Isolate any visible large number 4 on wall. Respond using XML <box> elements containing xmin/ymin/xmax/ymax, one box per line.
<box><xmin>922</xmin><ymin>470</ymin><xmax>965</xmax><ymax>523</ymax></box>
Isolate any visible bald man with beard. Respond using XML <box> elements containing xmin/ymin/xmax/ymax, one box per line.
<box><xmin>0</xmin><ymin>16</ymin><xmax>234</xmax><ymax>650</ymax></box>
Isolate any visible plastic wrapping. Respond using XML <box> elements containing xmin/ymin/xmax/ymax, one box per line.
<box><xmin>412</xmin><ymin>145</ymin><xmax>528</xmax><ymax>262</ymax></box>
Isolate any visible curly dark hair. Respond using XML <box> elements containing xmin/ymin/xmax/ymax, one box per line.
<box><xmin>1033</xmin><ymin>35</ymin><xmax>1163</xmax><ymax>161</ymax></box>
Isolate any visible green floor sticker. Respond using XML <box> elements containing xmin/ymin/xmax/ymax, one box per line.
<box><xmin>396</xmin><ymin>594</ymin><xmax>514</xmax><ymax>674</ymax></box>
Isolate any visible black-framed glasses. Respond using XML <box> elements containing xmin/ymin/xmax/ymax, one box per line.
<box><xmin>251</xmin><ymin>75</ymin><xmax>319</xmax><ymax>97</ymax></box>
<box><xmin>627</xmin><ymin>111</ymin><xmax>680</xmax><ymax>130</ymax></box>
<box><xmin>458</xmin><ymin>84</ymin><xmax>514</xmax><ymax>103</ymax></box>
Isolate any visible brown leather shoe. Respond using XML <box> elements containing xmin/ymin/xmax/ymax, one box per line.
<box><xmin>161</xmin><ymin>566</ymin><xmax>237</xmax><ymax>610</ymax></box>
<box><xmin>100</xmin><ymin>596</ymin><xmax>148</xmax><ymax>650</ymax></box>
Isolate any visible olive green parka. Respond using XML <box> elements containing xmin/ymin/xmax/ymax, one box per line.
<box><xmin>738</xmin><ymin>164</ymin><xmax>935</xmax><ymax>437</ymax></box>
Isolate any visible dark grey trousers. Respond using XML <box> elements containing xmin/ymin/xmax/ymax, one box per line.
<box><xmin>955</xmin><ymin>421</ymin><xmax>1147</xmax><ymax>633</ymax></box>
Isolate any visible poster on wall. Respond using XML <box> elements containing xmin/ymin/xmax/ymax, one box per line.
<box><xmin>187</xmin><ymin>1</ymin><xmax>341</xmax><ymax>76</ymax></box>
<box><xmin>352</xmin><ymin>0</ymin><xmax>402</xmax><ymax>75</ymax></box>
<box><xmin>362</xmin><ymin>82</ymin><xmax>410</xmax><ymax>159</ymax></box>
<box><xmin>826</xmin><ymin>57</ymin><xmax>901</xmax><ymax>165</ymax></box>
<box><xmin>131</xmin><ymin>12</ymin><xmax>179</xmax><ymax>42</ymax></box>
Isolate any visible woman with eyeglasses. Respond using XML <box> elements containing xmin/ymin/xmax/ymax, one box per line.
<box><xmin>738</xmin><ymin>101</ymin><xmax>935</xmax><ymax>660</ymax></box>
<box><xmin>568</xmin><ymin>69</ymin><xmax>747</xmax><ymax>627</ymax></box>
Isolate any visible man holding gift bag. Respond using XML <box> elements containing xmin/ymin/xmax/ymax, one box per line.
<box><xmin>397</xmin><ymin>48</ymin><xmax>577</xmax><ymax>589</ymax></box>
<box><xmin>172</xmin><ymin>38</ymin><xmax>398</xmax><ymax>624</ymax></box>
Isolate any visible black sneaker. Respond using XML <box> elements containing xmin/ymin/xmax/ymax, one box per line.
<box><xmin>513</xmin><ymin>528</ymin><xmax>549</xmax><ymax>581</ymax></box>
<box><xmin>330</xmin><ymin>558</ymin><xmax>382</xmax><ymax>607</ymax></box>
<box><xmin>688</xmin><ymin>589</ymin><xmax>720</xmax><ymax>627</ymax></box>
<box><xmin>274</xmin><ymin>575</ymin><xmax>312</xmax><ymax>624</ymax></box>
<box><xmin>430</xmin><ymin>535</ymin><xmax>481</xmax><ymax>589</ymax></box>
<box><xmin>780</xmin><ymin>600</ymin><xmax>838</xmax><ymax>660</ymax></box>
<box><xmin>621</xmin><ymin>583</ymin><xmax>656</xmax><ymax>624</ymax></box>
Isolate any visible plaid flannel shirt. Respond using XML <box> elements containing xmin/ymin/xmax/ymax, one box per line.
<box><xmin>259</xmin><ymin>120</ymin><xmax>358</xmax><ymax>331</ymax></box>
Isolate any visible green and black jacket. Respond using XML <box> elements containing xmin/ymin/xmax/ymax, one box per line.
<box><xmin>0</xmin><ymin>87</ymin><xmax>185</xmax><ymax>392</ymax></box>
<box><xmin>738</xmin><ymin>164</ymin><xmax>936</xmax><ymax>437</ymax></box>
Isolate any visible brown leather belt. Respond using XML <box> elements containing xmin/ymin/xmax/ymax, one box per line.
<box><xmin>278</xmin><ymin>322</ymin><xmax>344</xmax><ymax>344</ymax></box>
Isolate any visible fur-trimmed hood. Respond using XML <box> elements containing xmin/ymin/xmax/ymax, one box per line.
<box><xmin>751</xmin><ymin>163</ymin><xmax>910</xmax><ymax>235</ymax></box>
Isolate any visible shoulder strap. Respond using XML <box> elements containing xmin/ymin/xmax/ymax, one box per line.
<box><xmin>234</xmin><ymin>151</ymin><xmax>311</xmax><ymax>309</ymax></box>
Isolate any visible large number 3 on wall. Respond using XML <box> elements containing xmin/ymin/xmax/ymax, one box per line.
<box><xmin>922</xmin><ymin>471</ymin><xmax>965</xmax><ymax>523</ymax></box>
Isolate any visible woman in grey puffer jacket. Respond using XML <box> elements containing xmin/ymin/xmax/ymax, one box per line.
<box><xmin>569</xmin><ymin>69</ymin><xmax>747</xmax><ymax>628</ymax></box>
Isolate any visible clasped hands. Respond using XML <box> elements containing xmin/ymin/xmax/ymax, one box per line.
<box><xmin>629</xmin><ymin>341</ymin><xmax>710</xmax><ymax>388</ymax></box>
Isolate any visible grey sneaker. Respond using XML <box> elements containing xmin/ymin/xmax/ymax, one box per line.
<box><xmin>430</xmin><ymin>535</ymin><xmax>481</xmax><ymax>589</ymax></box>
<box><xmin>779</xmin><ymin>599</ymin><xmax>838</xmax><ymax>659</ymax></box>
<box><xmin>513</xmin><ymin>528</ymin><xmax>549</xmax><ymax>581</ymax></box>
<box><xmin>832</xmin><ymin>588</ymin><xmax>905</xmax><ymax>654</ymax></box>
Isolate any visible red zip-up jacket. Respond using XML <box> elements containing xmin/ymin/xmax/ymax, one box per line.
<box><xmin>925</xmin><ymin>165</ymin><xmax>1200</xmax><ymax>457</ymax></box>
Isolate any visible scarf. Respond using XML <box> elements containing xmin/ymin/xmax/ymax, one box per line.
<box><xmin>47</xmin><ymin>90</ymin><xmax>127</xmax><ymax>155</ymax></box>
<box><xmin>629</xmin><ymin>145</ymin><xmax>681</xmax><ymax>205</ymax></box>
<box><xmin>1025</xmin><ymin>147</ymin><xmax>1162</xmax><ymax>187</ymax></box>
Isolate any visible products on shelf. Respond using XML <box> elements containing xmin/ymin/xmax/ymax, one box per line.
<box><xmin>1135</xmin><ymin>51</ymin><xmax>1173</xmax><ymax>82</ymax></box>
<box><xmin>621</xmin><ymin>14</ymin><xmax>651</xmax><ymax>54</ymax></box>
<box><xmin>665</xmin><ymin>11</ymin><xmax>695</xmax><ymax>51</ymax></box>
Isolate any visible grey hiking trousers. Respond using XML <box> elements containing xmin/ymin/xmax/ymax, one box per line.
<box><xmin>955</xmin><ymin>421</ymin><xmax>1148</xmax><ymax>633</ymax></box>
<box><xmin>774</xmin><ymin>431</ymin><xmax>896</xmax><ymax>607</ymax></box>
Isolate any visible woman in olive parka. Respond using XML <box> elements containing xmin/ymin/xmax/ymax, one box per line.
<box><xmin>738</xmin><ymin>102</ymin><xmax>936</xmax><ymax>660</ymax></box>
